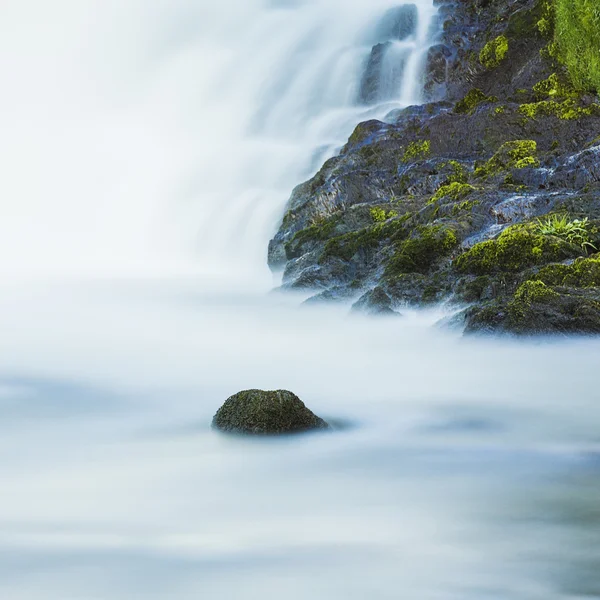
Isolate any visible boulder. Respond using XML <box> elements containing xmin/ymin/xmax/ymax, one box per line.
<box><xmin>352</xmin><ymin>286</ymin><xmax>398</xmax><ymax>316</ymax></box>
<box><xmin>212</xmin><ymin>389</ymin><xmax>329</xmax><ymax>435</ymax></box>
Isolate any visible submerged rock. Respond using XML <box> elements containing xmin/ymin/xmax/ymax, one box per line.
<box><xmin>212</xmin><ymin>389</ymin><xmax>329</xmax><ymax>435</ymax></box>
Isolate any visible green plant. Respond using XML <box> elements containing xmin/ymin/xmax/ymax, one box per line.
<box><xmin>518</xmin><ymin>98</ymin><xmax>599</xmax><ymax>120</ymax></box>
<box><xmin>532</xmin><ymin>73</ymin><xmax>575</xmax><ymax>99</ymax></box>
<box><xmin>534</xmin><ymin>214</ymin><xmax>597</xmax><ymax>251</ymax></box>
<box><xmin>402</xmin><ymin>140</ymin><xmax>431</xmax><ymax>162</ymax></box>
<box><xmin>442</xmin><ymin>160</ymin><xmax>468</xmax><ymax>185</ymax></box>
<box><xmin>534</xmin><ymin>256</ymin><xmax>600</xmax><ymax>287</ymax></box>
<box><xmin>428</xmin><ymin>182</ymin><xmax>476</xmax><ymax>205</ymax></box>
<box><xmin>385</xmin><ymin>225</ymin><xmax>458</xmax><ymax>276</ymax></box>
<box><xmin>454</xmin><ymin>225</ymin><xmax>582</xmax><ymax>275</ymax></box>
<box><xmin>480</xmin><ymin>35</ymin><xmax>509</xmax><ymax>69</ymax></box>
<box><xmin>475</xmin><ymin>140</ymin><xmax>540</xmax><ymax>178</ymax></box>
<box><xmin>508</xmin><ymin>281</ymin><xmax>560</xmax><ymax>323</ymax></box>
<box><xmin>455</xmin><ymin>89</ymin><xmax>498</xmax><ymax>114</ymax></box>
<box><xmin>536</xmin><ymin>0</ymin><xmax>556</xmax><ymax>37</ymax></box>
<box><xmin>554</xmin><ymin>0</ymin><xmax>600</xmax><ymax>94</ymax></box>
<box><xmin>370</xmin><ymin>207</ymin><xmax>398</xmax><ymax>223</ymax></box>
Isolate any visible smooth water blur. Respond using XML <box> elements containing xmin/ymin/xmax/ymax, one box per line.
<box><xmin>0</xmin><ymin>0</ymin><xmax>436</xmax><ymax>283</ymax></box>
<box><xmin>1</xmin><ymin>1</ymin><xmax>599</xmax><ymax>599</ymax></box>
<box><xmin>0</xmin><ymin>280</ymin><xmax>599</xmax><ymax>599</ymax></box>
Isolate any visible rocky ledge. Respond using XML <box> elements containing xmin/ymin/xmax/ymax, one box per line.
<box><xmin>268</xmin><ymin>0</ymin><xmax>600</xmax><ymax>335</ymax></box>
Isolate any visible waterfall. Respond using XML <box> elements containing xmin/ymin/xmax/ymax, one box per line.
<box><xmin>0</xmin><ymin>0</ymin><xmax>438</xmax><ymax>284</ymax></box>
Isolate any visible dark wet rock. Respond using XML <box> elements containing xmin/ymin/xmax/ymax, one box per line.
<box><xmin>358</xmin><ymin>42</ymin><xmax>408</xmax><ymax>105</ymax></box>
<box><xmin>423</xmin><ymin>44</ymin><xmax>452</xmax><ymax>102</ymax></box>
<box><xmin>212</xmin><ymin>389</ymin><xmax>329</xmax><ymax>435</ymax></box>
<box><xmin>352</xmin><ymin>287</ymin><xmax>399</xmax><ymax>316</ymax></box>
<box><xmin>491</xmin><ymin>193</ymin><xmax>548</xmax><ymax>225</ymax></box>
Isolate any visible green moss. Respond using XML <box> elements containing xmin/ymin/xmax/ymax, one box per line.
<box><xmin>458</xmin><ymin>275</ymin><xmax>493</xmax><ymax>302</ymax></box>
<box><xmin>508</xmin><ymin>280</ymin><xmax>560</xmax><ymax>323</ymax></box>
<box><xmin>455</xmin><ymin>89</ymin><xmax>498</xmax><ymax>114</ymax></box>
<box><xmin>429</xmin><ymin>182</ymin><xmax>476</xmax><ymax>205</ymax></box>
<box><xmin>501</xmin><ymin>175</ymin><xmax>528</xmax><ymax>192</ymax></box>
<box><xmin>358</xmin><ymin>144</ymin><xmax>386</xmax><ymax>167</ymax></box>
<box><xmin>535</xmin><ymin>256</ymin><xmax>600</xmax><ymax>287</ymax></box>
<box><xmin>285</xmin><ymin>215</ymin><xmax>341</xmax><ymax>258</ymax></box>
<box><xmin>370</xmin><ymin>207</ymin><xmax>398</xmax><ymax>223</ymax></box>
<box><xmin>455</xmin><ymin>225</ymin><xmax>582</xmax><ymax>275</ymax></box>
<box><xmin>442</xmin><ymin>160</ymin><xmax>469</xmax><ymax>185</ymax></box>
<box><xmin>494</xmin><ymin>105</ymin><xmax>507</xmax><ymax>115</ymax></box>
<box><xmin>321</xmin><ymin>217</ymin><xmax>409</xmax><ymax>262</ymax></box>
<box><xmin>514</xmin><ymin>156</ymin><xmax>540</xmax><ymax>168</ymax></box>
<box><xmin>537</xmin><ymin>0</ymin><xmax>556</xmax><ymax>37</ymax></box>
<box><xmin>402</xmin><ymin>140</ymin><xmax>431</xmax><ymax>162</ymax></box>
<box><xmin>507</xmin><ymin>0</ymin><xmax>549</xmax><ymax>38</ymax></box>
<box><xmin>384</xmin><ymin>225</ymin><xmax>458</xmax><ymax>276</ymax></box>
<box><xmin>475</xmin><ymin>140</ymin><xmax>540</xmax><ymax>178</ymax></box>
<box><xmin>452</xmin><ymin>199</ymin><xmax>480</xmax><ymax>216</ymax></box>
<box><xmin>519</xmin><ymin>98</ymin><xmax>599</xmax><ymax>120</ymax></box>
<box><xmin>533</xmin><ymin>73</ymin><xmax>576</xmax><ymax>99</ymax></box>
<box><xmin>480</xmin><ymin>35</ymin><xmax>509</xmax><ymax>69</ymax></box>
<box><xmin>212</xmin><ymin>389</ymin><xmax>328</xmax><ymax>435</ymax></box>
<box><xmin>555</xmin><ymin>0</ymin><xmax>600</xmax><ymax>94</ymax></box>
<box><xmin>347</xmin><ymin>123</ymin><xmax>372</xmax><ymax>146</ymax></box>
<box><xmin>537</xmin><ymin>16</ymin><xmax>552</xmax><ymax>36</ymax></box>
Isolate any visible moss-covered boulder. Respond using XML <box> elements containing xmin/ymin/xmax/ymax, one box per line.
<box><xmin>464</xmin><ymin>279</ymin><xmax>600</xmax><ymax>335</ymax></box>
<box><xmin>212</xmin><ymin>389</ymin><xmax>329</xmax><ymax>435</ymax></box>
<box><xmin>455</xmin><ymin>226</ymin><xmax>582</xmax><ymax>275</ymax></box>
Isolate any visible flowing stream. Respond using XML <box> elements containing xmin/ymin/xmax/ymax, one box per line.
<box><xmin>0</xmin><ymin>2</ymin><xmax>599</xmax><ymax>599</ymax></box>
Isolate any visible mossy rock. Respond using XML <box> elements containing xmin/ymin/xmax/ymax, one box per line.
<box><xmin>320</xmin><ymin>217</ymin><xmax>408</xmax><ymax>263</ymax></box>
<box><xmin>455</xmin><ymin>88</ymin><xmax>498</xmax><ymax>114</ymax></box>
<box><xmin>465</xmin><ymin>282</ymin><xmax>600</xmax><ymax>335</ymax></box>
<box><xmin>507</xmin><ymin>280</ymin><xmax>560</xmax><ymax>324</ymax></box>
<box><xmin>518</xmin><ymin>98</ymin><xmax>600</xmax><ymax>121</ymax></box>
<box><xmin>213</xmin><ymin>390</ymin><xmax>329</xmax><ymax>435</ymax></box>
<box><xmin>402</xmin><ymin>140</ymin><xmax>431</xmax><ymax>162</ymax></box>
<box><xmin>480</xmin><ymin>35</ymin><xmax>509</xmax><ymax>70</ymax></box>
<box><xmin>506</xmin><ymin>281</ymin><xmax>600</xmax><ymax>334</ymax></box>
<box><xmin>455</xmin><ymin>226</ymin><xmax>582</xmax><ymax>275</ymax></box>
<box><xmin>385</xmin><ymin>225</ymin><xmax>458</xmax><ymax>277</ymax></box>
<box><xmin>534</xmin><ymin>256</ymin><xmax>600</xmax><ymax>287</ymax></box>
<box><xmin>475</xmin><ymin>140</ymin><xmax>540</xmax><ymax>178</ymax></box>
<box><xmin>429</xmin><ymin>182</ymin><xmax>476</xmax><ymax>205</ymax></box>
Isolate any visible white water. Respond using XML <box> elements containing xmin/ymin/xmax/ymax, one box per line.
<box><xmin>1</xmin><ymin>2</ymin><xmax>599</xmax><ymax>600</ymax></box>
<box><xmin>0</xmin><ymin>0</ymin><xmax>436</xmax><ymax>283</ymax></box>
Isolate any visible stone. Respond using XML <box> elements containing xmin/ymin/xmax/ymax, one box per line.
<box><xmin>212</xmin><ymin>389</ymin><xmax>329</xmax><ymax>435</ymax></box>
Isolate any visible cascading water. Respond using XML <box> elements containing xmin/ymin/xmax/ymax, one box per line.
<box><xmin>1</xmin><ymin>3</ymin><xmax>600</xmax><ymax>600</ymax></box>
<box><xmin>192</xmin><ymin>0</ymin><xmax>439</xmax><ymax>284</ymax></box>
<box><xmin>0</xmin><ymin>0</ymin><xmax>438</xmax><ymax>284</ymax></box>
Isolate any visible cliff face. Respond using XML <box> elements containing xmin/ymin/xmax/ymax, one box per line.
<box><xmin>268</xmin><ymin>0</ymin><xmax>600</xmax><ymax>334</ymax></box>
